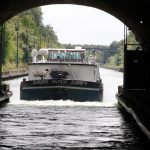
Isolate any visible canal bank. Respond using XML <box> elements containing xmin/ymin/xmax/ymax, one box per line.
<box><xmin>2</xmin><ymin>69</ymin><xmax>28</xmax><ymax>81</ymax></box>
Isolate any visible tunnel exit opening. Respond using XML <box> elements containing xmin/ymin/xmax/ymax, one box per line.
<box><xmin>0</xmin><ymin>3</ymin><xmax>143</xmax><ymax>103</ymax></box>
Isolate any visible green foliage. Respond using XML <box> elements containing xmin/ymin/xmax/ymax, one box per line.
<box><xmin>2</xmin><ymin>7</ymin><xmax>61</xmax><ymax>70</ymax></box>
<box><xmin>106</xmin><ymin>31</ymin><xmax>139</xmax><ymax>67</ymax></box>
<box><xmin>106</xmin><ymin>40</ymin><xmax>124</xmax><ymax>67</ymax></box>
<box><xmin>63</xmin><ymin>30</ymin><xmax>139</xmax><ymax>68</ymax></box>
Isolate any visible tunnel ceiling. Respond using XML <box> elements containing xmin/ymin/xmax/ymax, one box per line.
<box><xmin>0</xmin><ymin>0</ymin><xmax>150</xmax><ymax>50</ymax></box>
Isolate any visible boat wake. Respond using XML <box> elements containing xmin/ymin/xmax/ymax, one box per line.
<box><xmin>9</xmin><ymin>98</ymin><xmax>116</xmax><ymax>107</ymax></box>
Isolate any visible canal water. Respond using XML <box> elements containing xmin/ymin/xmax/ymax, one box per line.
<box><xmin>0</xmin><ymin>68</ymin><xmax>150</xmax><ymax>149</ymax></box>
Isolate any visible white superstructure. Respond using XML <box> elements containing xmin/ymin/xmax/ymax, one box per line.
<box><xmin>28</xmin><ymin>48</ymin><xmax>100</xmax><ymax>82</ymax></box>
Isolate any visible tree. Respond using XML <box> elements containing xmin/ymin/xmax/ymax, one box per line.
<box><xmin>3</xmin><ymin>7</ymin><xmax>61</xmax><ymax>70</ymax></box>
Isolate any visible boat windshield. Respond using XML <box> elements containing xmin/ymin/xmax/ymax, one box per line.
<box><xmin>47</xmin><ymin>49</ymin><xmax>85</xmax><ymax>62</ymax></box>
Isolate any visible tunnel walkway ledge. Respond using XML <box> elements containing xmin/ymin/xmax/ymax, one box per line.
<box><xmin>0</xmin><ymin>83</ymin><xmax>13</xmax><ymax>104</ymax></box>
<box><xmin>116</xmin><ymin>86</ymin><xmax>150</xmax><ymax>140</ymax></box>
<box><xmin>0</xmin><ymin>92</ymin><xmax>12</xmax><ymax>104</ymax></box>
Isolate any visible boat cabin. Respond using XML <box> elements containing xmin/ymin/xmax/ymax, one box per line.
<box><xmin>47</xmin><ymin>48</ymin><xmax>85</xmax><ymax>63</ymax></box>
<box><xmin>32</xmin><ymin>47</ymin><xmax>86</xmax><ymax>63</ymax></box>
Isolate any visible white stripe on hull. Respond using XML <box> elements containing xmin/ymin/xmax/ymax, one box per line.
<box><xmin>21</xmin><ymin>86</ymin><xmax>102</xmax><ymax>91</ymax></box>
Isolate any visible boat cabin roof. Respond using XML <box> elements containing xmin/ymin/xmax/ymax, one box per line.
<box><xmin>40</xmin><ymin>48</ymin><xmax>85</xmax><ymax>53</ymax></box>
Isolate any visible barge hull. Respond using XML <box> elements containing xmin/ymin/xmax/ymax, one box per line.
<box><xmin>20</xmin><ymin>86</ymin><xmax>103</xmax><ymax>101</ymax></box>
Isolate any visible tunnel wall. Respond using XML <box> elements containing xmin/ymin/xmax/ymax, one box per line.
<box><xmin>124</xmin><ymin>50</ymin><xmax>149</xmax><ymax>90</ymax></box>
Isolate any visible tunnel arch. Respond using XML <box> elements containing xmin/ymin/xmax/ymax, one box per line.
<box><xmin>0</xmin><ymin>0</ymin><xmax>150</xmax><ymax>50</ymax></box>
<box><xmin>1</xmin><ymin>1</ymin><xmax>150</xmax><ymax>139</ymax></box>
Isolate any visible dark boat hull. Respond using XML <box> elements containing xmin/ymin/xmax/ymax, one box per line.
<box><xmin>20</xmin><ymin>79</ymin><xmax>103</xmax><ymax>101</ymax></box>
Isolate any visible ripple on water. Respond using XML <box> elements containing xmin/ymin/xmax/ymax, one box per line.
<box><xmin>1</xmin><ymin>69</ymin><xmax>150</xmax><ymax>149</ymax></box>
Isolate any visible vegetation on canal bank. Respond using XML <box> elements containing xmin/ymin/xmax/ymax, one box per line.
<box><xmin>1</xmin><ymin>7</ymin><xmax>61</xmax><ymax>72</ymax></box>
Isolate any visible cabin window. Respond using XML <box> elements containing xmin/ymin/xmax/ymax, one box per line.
<box><xmin>66</xmin><ymin>52</ymin><xmax>71</xmax><ymax>60</ymax></box>
<box><xmin>53</xmin><ymin>52</ymin><xmax>58</xmax><ymax>59</ymax></box>
<box><xmin>48</xmin><ymin>50</ymin><xmax>85</xmax><ymax>62</ymax></box>
<box><xmin>48</xmin><ymin>52</ymin><xmax>53</xmax><ymax>59</ymax></box>
<box><xmin>77</xmin><ymin>52</ymin><xmax>81</xmax><ymax>60</ymax></box>
<box><xmin>59</xmin><ymin>51</ymin><xmax>65</xmax><ymax>59</ymax></box>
